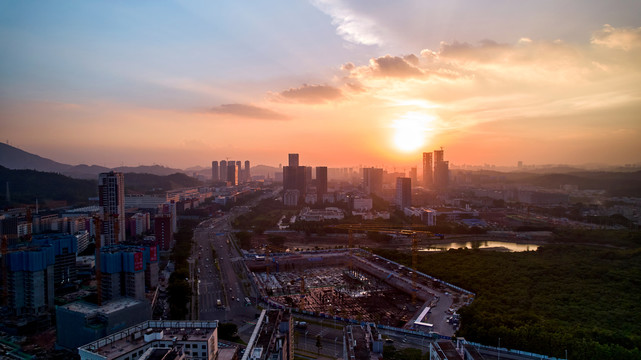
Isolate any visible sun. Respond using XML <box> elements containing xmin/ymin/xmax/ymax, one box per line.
<box><xmin>392</xmin><ymin>112</ymin><xmax>433</xmax><ymax>152</ymax></box>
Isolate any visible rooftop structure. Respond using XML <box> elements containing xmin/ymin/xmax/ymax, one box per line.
<box><xmin>78</xmin><ymin>320</ymin><xmax>218</xmax><ymax>360</ymax></box>
<box><xmin>56</xmin><ymin>298</ymin><xmax>152</xmax><ymax>351</ymax></box>
<box><xmin>297</xmin><ymin>207</ymin><xmax>344</xmax><ymax>222</ymax></box>
<box><xmin>242</xmin><ymin>309</ymin><xmax>292</xmax><ymax>360</ymax></box>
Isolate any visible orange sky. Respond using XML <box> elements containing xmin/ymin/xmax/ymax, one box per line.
<box><xmin>1</xmin><ymin>3</ymin><xmax>640</xmax><ymax>169</ymax></box>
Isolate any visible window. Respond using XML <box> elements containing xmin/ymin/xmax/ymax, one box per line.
<box><xmin>202</xmin><ymin>345</ymin><xmax>206</xmax><ymax>349</ymax></box>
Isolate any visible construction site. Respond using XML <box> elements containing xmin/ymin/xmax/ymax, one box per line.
<box><xmin>244</xmin><ymin>249</ymin><xmax>474</xmax><ymax>336</ymax></box>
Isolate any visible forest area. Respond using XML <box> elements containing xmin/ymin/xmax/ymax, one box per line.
<box><xmin>375</xmin><ymin>239</ymin><xmax>641</xmax><ymax>360</ymax></box>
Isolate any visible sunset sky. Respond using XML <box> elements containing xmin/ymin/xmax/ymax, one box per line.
<box><xmin>1</xmin><ymin>1</ymin><xmax>640</xmax><ymax>169</ymax></box>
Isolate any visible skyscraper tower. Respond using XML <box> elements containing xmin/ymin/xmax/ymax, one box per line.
<box><xmin>211</xmin><ymin>161</ymin><xmax>219</xmax><ymax>181</ymax></box>
<box><xmin>434</xmin><ymin>149</ymin><xmax>444</xmax><ymax>164</ymax></box>
<box><xmin>395</xmin><ymin>177</ymin><xmax>412</xmax><ymax>210</ymax></box>
<box><xmin>98</xmin><ymin>172</ymin><xmax>125</xmax><ymax>245</ymax></box>
<box><xmin>409</xmin><ymin>167</ymin><xmax>417</xmax><ymax>186</ymax></box>
<box><xmin>316</xmin><ymin>166</ymin><xmax>328</xmax><ymax>203</ymax></box>
<box><xmin>244</xmin><ymin>160</ymin><xmax>251</xmax><ymax>182</ymax></box>
<box><xmin>220</xmin><ymin>160</ymin><xmax>227</xmax><ymax>183</ymax></box>
<box><xmin>227</xmin><ymin>161</ymin><xmax>238</xmax><ymax>185</ymax></box>
<box><xmin>422</xmin><ymin>152</ymin><xmax>433</xmax><ymax>188</ymax></box>
<box><xmin>236</xmin><ymin>161</ymin><xmax>242</xmax><ymax>183</ymax></box>
<box><xmin>288</xmin><ymin>153</ymin><xmax>299</xmax><ymax>167</ymax></box>
<box><xmin>433</xmin><ymin>148</ymin><xmax>449</xmax><ymax>189</ymax></box>
<box><xmin>363</xmin><ymin>167</ymin><xmax>383</xmax><ymax>196</ymax></box>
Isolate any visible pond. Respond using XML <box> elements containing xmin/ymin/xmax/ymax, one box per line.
<box><xmin>419</xmin><ymin>240</ymin><xmax>540</xmax><ymax>252</ymax></box>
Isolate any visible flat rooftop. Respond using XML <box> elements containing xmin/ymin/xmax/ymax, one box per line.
<box><xmin>79</xmin><ymin>320</ymin><xmax>218</xmax><ymax>359</ymax></box>
<box><xmin>60</xmin><ymin>297</ymin><xmax>145</xmax><ymax>315</ymax></box>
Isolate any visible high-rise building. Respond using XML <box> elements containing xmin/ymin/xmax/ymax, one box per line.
<box><xmin>283</xmin><ymin>154</ymin><xmax>306</xmax><ymax>203</ymax></box>
<box><xmin>316</xmin><ymin>166</ymin><xmax>328</xmax><ymax>203</ymax></box>
<box><xmin>220</xmin><ymin>160</ymin><xmax>227</xmax><ymax>182</ymax></box>
<box><xmin>409</xmin><ymin>167</ymin><xmax>418</xmax><ymax>186</ymax></box>
<box><xmin>154</xmin><ymin>214</ymin><xmax>172</xmax><ymax>251</ymax></box>
<box><xmin>227</xmin><ymin>161</ymin><xmax>238</xmax><ymax>185</ymax></box>
<box><xmin>395</xmin><ymin>177</ymin><xmax>412</xmax><ymax>210</ymax></box>
<box><xmin>99</xmin><ymin>245</ymin><xmax>149</xmax><ymax>301</ymax></box>
<box><xmin>423</xmin><ymin>152</ymin><xmax>433</xmax><ymax>188</ymax></box>
<box><xmin>98</xmin><ymin>172</ymin><xmax>125</xmax><ymax>245</ymax></box>
<box><xmin>236</xmin><ymin>161</ymin><xmax>242</xmax><ymax>183</ymax></box>
<box><xmin>211</xmin><ymin>161</ymin><xmax>219</xmax><ymax>181</ymax></box>
<box><xmin>288</xmin><ymin>153</ymin><xmax>299</xmax><ymax>167</ymax></box>
<box><xmin>4</xmin><ymin>245</ymin><xmax>55</xmax><ymax>315</ymax></box>
<box><xmin>433</xmin><ymin>149</ymin><xmax>449</xmax><ymax>189</ymax></box>
<box><xmin>31</xmin><ymin>233</ymin><xmax>78</xmax><ymax>292</ymax></box>
<box><xmin>363</xmin><ymin>167</ymin><xmax>383</xmax><ymax>196</ymax></box>
<box><xmin>244</xmin><ymin>160</ymin><xmax>251</xmax><ymax>182</ymax></box>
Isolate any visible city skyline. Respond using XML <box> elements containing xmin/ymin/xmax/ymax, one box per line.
<box><xmin>1</xmin><ymin>1</ymin><xmax>640</xmax><ymax>169</ymax></box>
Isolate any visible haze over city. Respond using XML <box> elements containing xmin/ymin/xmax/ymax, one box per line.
<box><xmin>1</xmin><ymin>1</ymin><xmax>640</xmax><ymax>168</ymax></box>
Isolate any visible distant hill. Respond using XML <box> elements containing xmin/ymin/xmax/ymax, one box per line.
<box><xmin>0</xmin><ymin>166</ymin><xmax>206</xmax><ymax>208</ymax></box>
<box><xmin>0</xmin><ymin>143</ymin><xmax>185</xmax><ymax>179</ymax></box>
<box><xmin>124</xmin><ymin>172</ymin><xmax>203</xmax><ymax>195</ymax></box>
<box><xmin>0</xmin><ymin>165</ymin><xmax>97</xmax><ymax>207</ymax></box>
<box><xmin>0</xmin><ymin>143</ymin><xmax>72</xmax><ymax>173</ymax></box>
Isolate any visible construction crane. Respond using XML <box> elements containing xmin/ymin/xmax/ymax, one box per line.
<box><xmin>92</xmin><ymin>215</ymin><xmax>103</xmax><ymax>306</ymax></box>
<box><xmin>1</xmin><ymin>235</ymin><xmax>7</xmax><ymax>307</ymax></box>
<box><xmin>348</xmin><ymin>226</ymin><xmax>354</xmax><ymax>273</ymax></box>
<box><xmin>25</xmin><ymin>208</ymin><xmax>32</xmax><ymax>242</ymax></box>
<box><xmin>330</xmin><ymin>223</ymin><xmax>428</xmax><ymax>304</ymax></box>
<box><xmin>411</xmin><ymin>232</ymin><xmax>418</xmax><ymax>305</ymax></box>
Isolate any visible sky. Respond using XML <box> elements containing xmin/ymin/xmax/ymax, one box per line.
<box><xmin>1</xmin><ymin>0</ymin><xmax>640</xmax><ymax>169</ymax></box>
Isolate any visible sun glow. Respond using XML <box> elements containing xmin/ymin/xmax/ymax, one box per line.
<box><xmin>392</xmin><ymin>112</ymin><xmax>433</xmax><ymax>152</ymax></box>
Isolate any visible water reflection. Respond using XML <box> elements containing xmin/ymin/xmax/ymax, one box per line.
<box><xmin>419</xmin><ymin>241</ymin><xmax>540</xmax><ymax>252</ymax></box>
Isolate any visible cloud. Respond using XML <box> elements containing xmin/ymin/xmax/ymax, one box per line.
<box><xmin>277</xmin><ymin>84</ymin><xmax>343</xmax><ymax>104</ymax></box>
<box><xmin>310</xmin><ymin>0</ymin><xmax>383</xmax><ymax>46</ymax></box>
<box><xmin>365</xmin><ymin>55</ymin><xmax>424</xmax><ymax>78</ymax></box>
<box><xmin>210</xmin><ymin>104</ymin><xmax>289</xmax><ymax>120</ymax></box>
<box><xmin>591</xmin><ymin>24</ymin><xmax>641</xmax><ymax>51</ymax></box>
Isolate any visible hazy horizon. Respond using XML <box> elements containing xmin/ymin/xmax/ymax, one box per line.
<box><xmin>1</xmin><ymin>1</ymin><xmax>640</xmax><ymax>169</ymax></box>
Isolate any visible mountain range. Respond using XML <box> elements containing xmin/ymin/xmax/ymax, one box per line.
<box><xmin>0</xmin><ymin>143</ymin><xmax>282</xmax><ymax>180</ymax></box>
<box><xmin>0</xmin><ymin>143</ymin><xmax>191</xmax><ymax>179</ymax></box>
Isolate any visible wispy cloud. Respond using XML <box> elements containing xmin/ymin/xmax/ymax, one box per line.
<box><xmin>276</xmin><ymin>84</ymin><xmax>343</xmax><ymax>104</ymax></box>
<box><xmin>310</xmin><ymin>0</ymin><xmax>384</xmax><ymax>46</ymax></box>
<box><xmin>591</xmin><ymin>24</ymin><xmax>641</xmax><ymax>51</ymax></box>
<box><xmin>210</xmin><ymin>104</ymin><xmax>289</xmax><ymax>120</ymax></box>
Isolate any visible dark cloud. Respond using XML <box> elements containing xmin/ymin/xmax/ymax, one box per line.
<box><xmin>210</xmin><ymin>103</ymin><xmax>288</xmax><ymax>120</ymax></box>
<box><xmin>278</xmin><ymin>84</ymin><xmax>343</xmax><ymax>104</ymax></box>
<box><xmin>370</xmin><ymin>55</ymin><xmax>423</xmax><ymax>77</ymax></box>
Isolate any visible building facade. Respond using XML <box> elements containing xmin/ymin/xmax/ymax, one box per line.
<box><xmin>211</xmin><ymin>161</ymin><xmax>219</xmax><ymax>182</ymax></box>
<box><xmin>98</xmin><ymin>172</ymin><xmax>126</xmax><ymax>245</ymax></box>
<box><xmin>395</xmin><ymin>177</ymin><xmax>412</xmax><ymax>210</ymax></box>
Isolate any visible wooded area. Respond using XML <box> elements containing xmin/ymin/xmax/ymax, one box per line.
<box><xmin>375</xmin><ymin>240</ymin><xmax>641</xmax><ymax>359</ymax></box>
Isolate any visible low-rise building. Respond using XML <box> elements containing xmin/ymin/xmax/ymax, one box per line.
<box><xmin>77</xmin><ymin>320</ymin><xmax>217</xmax><ymax>360</ymax></box>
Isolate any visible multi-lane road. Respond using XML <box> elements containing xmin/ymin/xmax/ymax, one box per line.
<box><xmin>190</xmin><ymin>190</ymin><xmax>279</xmax><ymax>330</ymax></box>
<box><xmin>192</xmin><ymin>213</ymin><xmax>258</xmax><ymax>326</ymax></box>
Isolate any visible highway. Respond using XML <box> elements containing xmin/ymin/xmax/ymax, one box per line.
<box><xmin>191</xmin><ymin>190</ymin><xmax>278</xmax><ymax>333</ymax></box>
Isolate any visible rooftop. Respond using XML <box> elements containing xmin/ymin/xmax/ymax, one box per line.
<box><xmin>79</xmin><ymin>320</ymin><xmax>218</xmax><ymax>359</ymax></box>
<box><xmin>60</xmin><ymin>297</ymin><xmax>145</xmax><ymax>316</ymax></box>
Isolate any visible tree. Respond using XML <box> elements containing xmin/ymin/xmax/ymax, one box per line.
<box><xmin>316</xmin><ymin>335</ymin><xmax>322</xmax><ymax>354</ymax></box>
<box><xmin>218</xmin><ymin>323</ymin><xmax>240</xmax><ymax>342</ymax></box>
